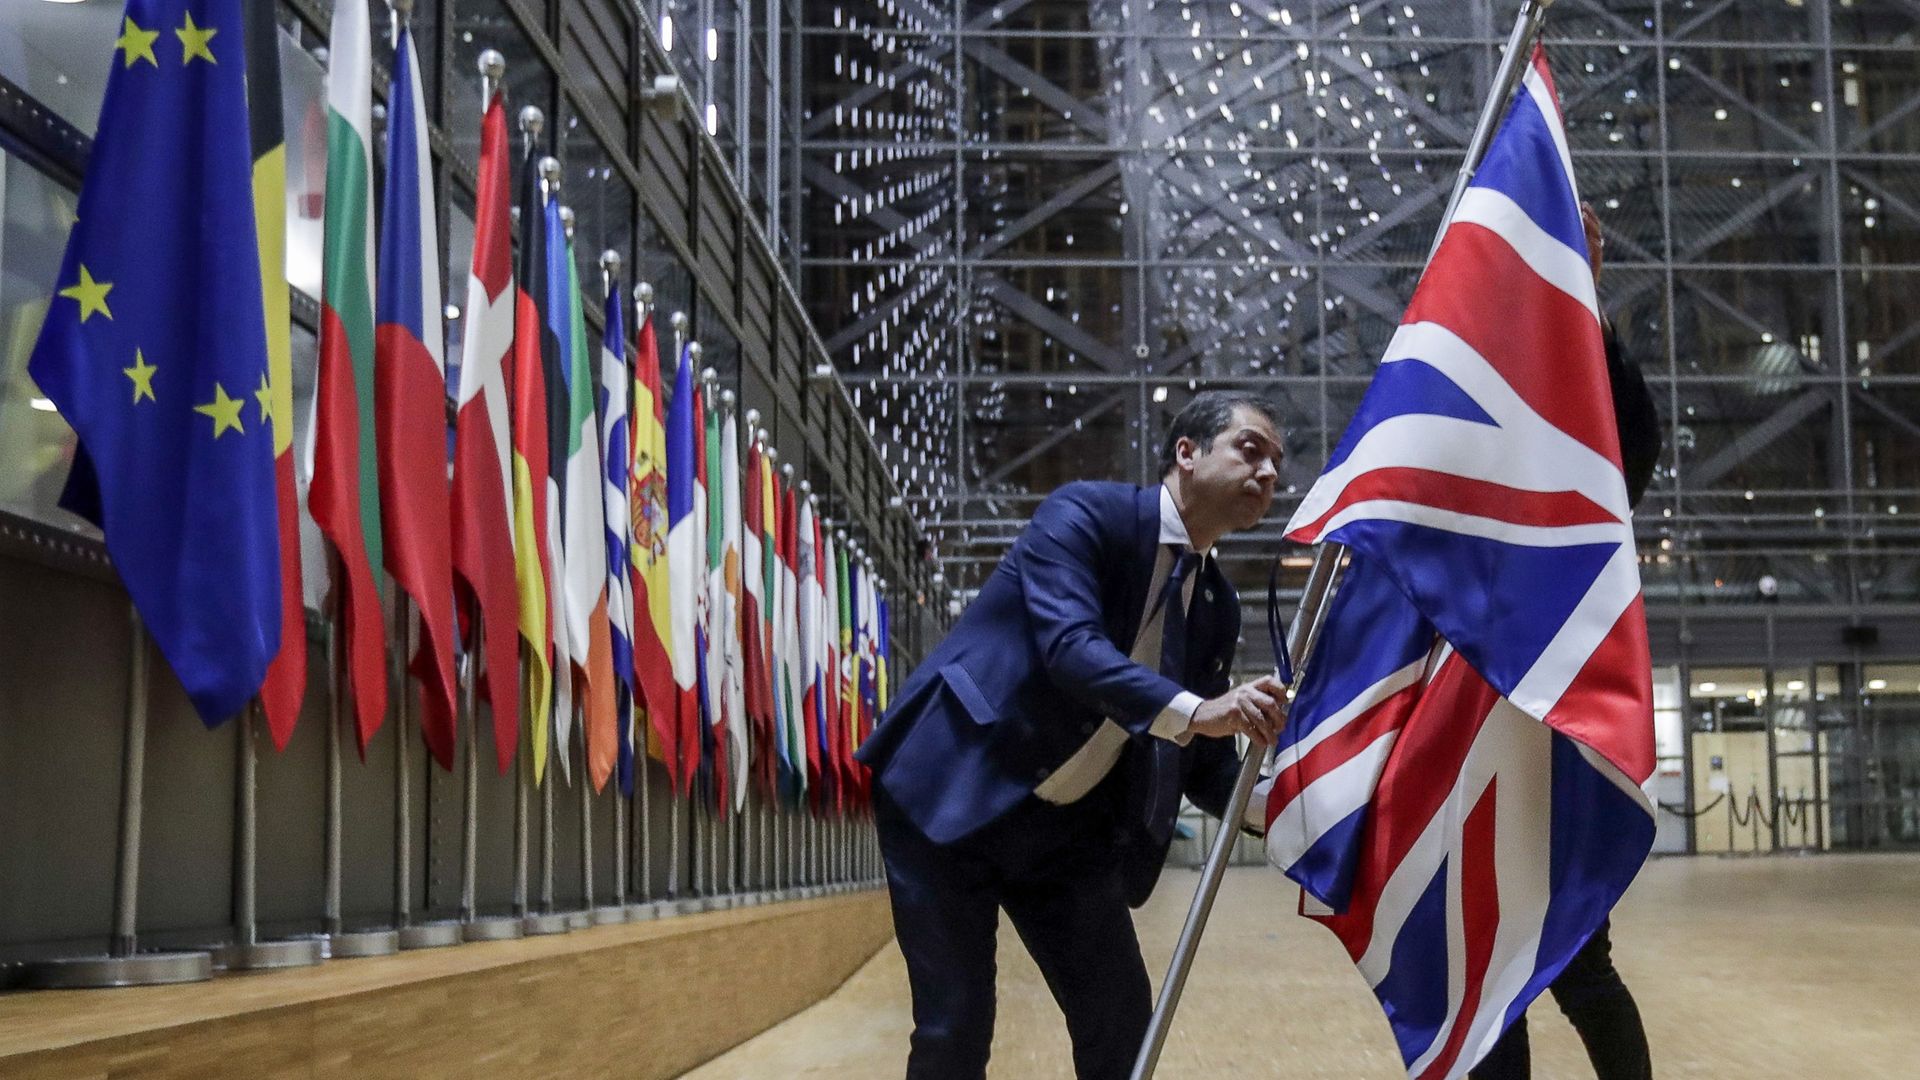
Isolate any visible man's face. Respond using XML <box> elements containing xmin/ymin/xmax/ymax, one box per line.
<box><xmin>1178</xmin><ymin>405</ymin><xmax>1283</xmax><ymax>531</ymax></box>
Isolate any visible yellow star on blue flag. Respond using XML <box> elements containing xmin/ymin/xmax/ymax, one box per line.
<box><xmin>28</xmin><ymin>0</ymin><xmax>280</xmax><ymax>727</ymax></box>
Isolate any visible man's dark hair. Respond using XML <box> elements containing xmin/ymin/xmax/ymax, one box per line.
<box><xmin>1158</xmin><ymin>389</ymin><xmax>1281</xmax><ymax>476</ymax></box>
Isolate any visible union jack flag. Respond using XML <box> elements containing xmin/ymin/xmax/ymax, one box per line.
<box><xmin>1264</xmin><ymin>47</ymin><xmax>1656</xmax><ymax>1080</ymax></box>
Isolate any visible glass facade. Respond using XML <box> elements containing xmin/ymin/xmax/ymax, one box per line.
<box><xmin>799</xmin><ymin>0</ymin><xmax>1920</xmax><ymax>619</ymax></box>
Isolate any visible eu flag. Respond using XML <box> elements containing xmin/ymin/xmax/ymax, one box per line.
<box><xmin>29</xmin><ymin>0</ymin><xmax>280</xmax><ymax>726</ymax></box>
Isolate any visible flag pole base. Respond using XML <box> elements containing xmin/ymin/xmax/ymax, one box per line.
<box><xmin>460</xmin><ymin>916</ymin><xmax>525</xmax><ymax>942</ymax></box>
<box><xmin>21</xmin><ymin>951</ymin><xmax>212</xmax><ymax>989</ymax></box>
<box><xmin>672</xmin><ymin>898</ymin><xmax>707</xmax><ymax>915</ymax></box>
<box><xmin>590</xmin><ymin>906</ymin><xmax>629</xmax><ymax>926</ymax></box>
<box><xmin>624</xmin><ymin>901</ymin><xmax>667</xmax><ymax>921</ymax></box>
<box><xmin>397</xmin><ymin>921</ymin><xmax>463</xmax><ymax>950</ymax></box>
<box><xmin>521</xmin><ymin>913</ymin><xmax>572</xmax><ymax>936</ymax></box>
<box><xmin>214</xmin><ymin>937</ymin><xmax>324</xmax><ymax>971</ymax></box>
<box><xmin>326</xmin><ymin>929</ymin><xmax>400</xmax><ymax>958</ymax></box>
<box><xmin>562</xmin><ymin>911</ymin><xmax>592</xmax><ymax>931</ymax></box>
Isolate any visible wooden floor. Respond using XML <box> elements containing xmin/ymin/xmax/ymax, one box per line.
<box><xmin>687</xmin><ymin>854</ymin><xmax>1920</xmax><ymax>1078</ymax></box>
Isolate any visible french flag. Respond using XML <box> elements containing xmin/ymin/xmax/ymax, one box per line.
<box><xmin>374</xmin><ymin>16</ymin><xmax>459</xmax><ymax>770</ymax></box>
<box><xmin>1265</xmin><ymin>48</ymin><xmax>1655</xmax><ymax>1080</ymax></box>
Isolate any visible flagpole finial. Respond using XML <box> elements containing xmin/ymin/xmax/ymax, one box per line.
<box><xmin>765</xmin><ymin>446</ymin><xmax>779</xmax><ymax>466</ymax></box>
<box><xmin>720</xmin><ymin>389</ymin><xmax>737</xmax><ymax>409</ymax></box>
<box><xmin>669</xmin><ymin>311</ymin><xmax>688</xmax><ymax>335</ymax></box>
<box><xmin>559</xmin><ymin>206</ymin><xmax>576</xmax><ymax>238</ymax></box>
<box><xmin>800</xmin><ymin>480</ymin><xmax>813</xmax><ymax>496</ymax></box>
<box><xmin>688</xmin><ymin>346</ymin><xmax>705</xmax><ymax>370</ymax></box>
<box><xmin>744</xmin><ymin>408</ymin><xmax>760</xmax><ymax>430</ymax></box>
<box><xmin>634</xmin><ymin>282</ymin><xmax>654</xmax><ymax>308</ymax></box>
<box><xmin>479</xmin><ymin>50</ymin><xmax>506</xmax><ymax>83</ymax></box>
<box><xmin>756</xmin><ymin>427</ymin><xmax>771</xmax><ymax>446</ymax></box>
<box><xmin>600</xmin><ymin>249</ymin><xmax>622</xmax><ymax>275</ymax></box>
<box><xmin>539</xmin><ymin>156</ymin><xmax>562</xmax><ymax>190</ymax></box>
<box><xmin>518</xmin><ymin>106</ymin><xmax>545</xmax><ymax>138</ymax></box>
<box><xmin>781</xmin><ymin>463</ymin><xmax>795</xmax><ymax>482</ymax></box>
<box><xmin>388</xmin><ymin>0</ymin><xmax>414</xmax><ymax>23</ymax></box>
<box><xmin>699</xmin><ymin>365</ymin><xmax>717</xmax><ymax>384</ymax></box>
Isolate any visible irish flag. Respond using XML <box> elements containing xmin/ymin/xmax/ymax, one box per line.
<box><xmin>559</xmin><ymin>220</ymin><xmax>614</xmax><ymax>791</ymax></box>
<box><xmin>308</xmin><ymin>0</ymin><xmax>386</xmax><ymax>752</ymax></box>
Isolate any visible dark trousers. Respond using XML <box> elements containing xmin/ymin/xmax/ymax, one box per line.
<box><xmin>874</xmin><ymin>786</ymin><xmax>1152</xmax><ymax>1080</ymax></box>
<box><xmin>1470</xmin><ymin>919</ymin><xmax>1652</xmax><ymax>1080</ymax></box>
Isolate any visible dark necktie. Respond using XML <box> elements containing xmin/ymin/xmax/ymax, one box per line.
<box><xmin>1140</xmin><ymin>549</ymin><xmax>1199</xmax><ymax>846</ymax></box>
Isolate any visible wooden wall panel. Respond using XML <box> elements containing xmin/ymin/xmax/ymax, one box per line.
<box><xmin>0</xmin><ymin>892</ymin><xmax>893</xmax><ymax>1080</ymax></box>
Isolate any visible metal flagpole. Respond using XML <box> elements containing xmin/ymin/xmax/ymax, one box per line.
<box><xmin>218</xmin><ymin>702</ymin><xmax>324</xmax><ymax>969</ymax></box>
<box><xmin>463</xmin><ymin>628</ymin><xmax>522</xmax><ymax>940</ymax></box>
<box><xmin>324</xmin><ymin>569</ymin><xmax>398</xmax><ymax>957</ymax></box>
<box><xmin>1130</xmin><ymin>7</ymin><xmax>1556</xmax><ymax>1075</ymax></box>
<box><xmin>395</xmin><ymin>593</ymin><xmax>461</xmax><ymax>949</ymax></box>
<box><xmin>631</xmin><ymin>281</ymin><xmax>658</xmax><ymax>919</ymax></box>
<box><xmin>514</xmin><ymin>648</ymin><xmax>532</xmax><ymax>920</ymax></box>
<box><xmin>23</xmin><ymin>610</ymin><xmax>213</xmax><ymax>988</ymax></box>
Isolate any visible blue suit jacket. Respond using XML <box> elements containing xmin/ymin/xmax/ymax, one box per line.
<box><xmin>858</xmin><ymin>482</ymin><xmax>1243</xmax><ymax>863</ymax></box>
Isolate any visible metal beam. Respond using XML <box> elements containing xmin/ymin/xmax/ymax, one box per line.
<box><xmin>975</xmin><ymin>273</ymin><xmax>1130</xmax><ymax>369</ymax></box>
<box><xmin>960</xmin><ymin>40</ymin><xmax>1111</xmax><ymax>142</ymax></box>
<box><xmin>977</xmin><ymin>390</ymin><xmax>1130</xmax><ymax>486</ymax></box>
<box><xmin>968</xmin><ymin>162</ymin><xmax>1121</xmax><ymax>260</ymax></box>
<box><xmin>1681</xmin><ymin>389</ymin><xmax>1830</xmax><ymax>491</ymax></box>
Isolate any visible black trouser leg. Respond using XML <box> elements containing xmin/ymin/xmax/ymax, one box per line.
<box><xmin>1550</xmin><ymin>919</ymin><xmax>1652</xmax><ymax>1080</ymax></box>
<box><xmin>1001</xmin><ymin>865</ymin><xmax>1153</xmax><ymax>1080</ymax></box>
<box><xmin>876</xmin><ymin>796</ymin><xmax>1000</xmax><ymax>1080</ymax></box>
<box><xmin>1468</xmin><ymin>919</ymin><xmax>1650</xmax><ymax>1080</ymax></box>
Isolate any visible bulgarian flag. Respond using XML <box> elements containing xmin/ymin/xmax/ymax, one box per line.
<box><xmin>664</xmin><ymin>345</ymin><xmax>702</xmax><ymax>793</ymax></box>
<box><xmin>559</xmin><ymin>218</ymin><xmax>614</xmax><ymax>792</ymax></box>
<box><xmin>375</xmin><ymin>11</ymin><xmax>459</xmax><ymax>769</ymax></box>
<box><xmin>246</xmin><ymin>1</ymin><xmax>305</xmax><ymax>749</ymax></box>
<box><xmin>510</xmin><ymin>129</ymin><xmax>555</xmax><ymax>783</ymax></box>
<box><xmin>600</xmin><ymin>277</ymin><xmax>637</xmax><ymax>796</ymax></box>
<box><xmin>628</xmin><ymin>310</ymin><xmax>675</xmax><ymax>765</ymax></box>
<box><xmin>451</xmin><ymin>70</ymin><xmax>521</xmax><ymax>775</ymax></box>
<box><xmin>308</xmin><ymin>0</ymin><xmax>386</xmax><ymax>752</ymax></box>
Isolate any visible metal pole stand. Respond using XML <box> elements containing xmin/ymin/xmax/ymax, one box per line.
<box><xmin>460</xmin><ymin>643</ymin><xmax>522</xmax><ymax>942</ymax></box>
<box><xmin>524</xmin><ymin>755</ymin><xmax>571</xmax><ymax>934</ymax></box>
<box><xmin>215</xmin><ymin>704</ymin><xmax>324</xmax><ymax>970</ymax></box>
<box><xmin>322</xmin><ymin>599</ymin><xmax>398</xmax><ymax>959</ymax></box>
<box><xmin>22</xmin><ymin>612</ymin><xmax>212</xmax><ymax>988</ymax></box>
<box><xmin>393</xmin><ymin>597</ymin><xmax>461</xmax><ymax>951</ymax></box>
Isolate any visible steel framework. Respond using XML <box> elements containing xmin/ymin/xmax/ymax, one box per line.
<box><xmin>792</xmin><ymin>0</ymin><xmax>1920</xmax><ymax>622</ymax></box>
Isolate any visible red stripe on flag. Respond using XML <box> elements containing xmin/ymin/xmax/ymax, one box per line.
<box><xmin>261</xmin><ymin>449</ymin><xmax>306</xmax><ymax>749</ymax></box>
<box><xmin>1403</xmin><ymin>222</ymin><xmax>1617</xmax><ymax>463</ymax></box>
<box><xmin>1315</xmin><ymin>655</ymin><xmax>1502</xmax><ymax>959</ymax></box>
<box><xmin>1544</xmin><ymin>593</ymin><xmax>1656</xmax><ymax>784</ymax></box>
<box><xmin>1418</xmin><ymin>777</ymin><xmax>1502</xmax><ymax>1080</ymax></box>
<box><xmin>376</xmin><ymin>323</ymin><xmax>460</xmax><ymax>770</ymax></box>
<box><xmin>1293</xmin><ymin>467</ymin><xmax>1620</xmax><ymax>540</ymax></box>
<box><xmin>1271</xmin><ymin>683</ymin><xmax>1420</xmax><ymax>809</ymax></box>
<box><xmin>310</xmin><ymin>302</ymin><xmax>388</xmax><ymax>752</ymax></box>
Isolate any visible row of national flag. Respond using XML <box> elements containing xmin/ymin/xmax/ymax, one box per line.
<box><xmin>27</xmin><ymin>0</ymin><xmax>891</xmax><ymax>815</ymax></box>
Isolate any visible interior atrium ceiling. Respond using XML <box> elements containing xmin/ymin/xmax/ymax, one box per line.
<box><xmin>797</xmin><ymin>0</ymin><xmax>1920</xmax><ymax>611</ymax></box>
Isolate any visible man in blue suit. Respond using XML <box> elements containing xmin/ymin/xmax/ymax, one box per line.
<box><xmin>857</xmin><ymin>391</ymin><xmax>1291</xmax><ymax>1080</ymax></box>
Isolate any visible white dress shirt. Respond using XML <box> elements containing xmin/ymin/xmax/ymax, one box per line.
<box><xmin>1033</xmin><ymin>485</ymin><xmax>1204</xmax><ymax>805</ymax></box>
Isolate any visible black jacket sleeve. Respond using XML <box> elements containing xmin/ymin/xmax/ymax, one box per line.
<box><xmin>1605</xmin><ymin>319</ymin><xmax>1661</xmax><ymax>510</ymax></box>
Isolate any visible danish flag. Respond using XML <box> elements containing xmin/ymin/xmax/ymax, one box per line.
<box><xmin>1265</xmin><ymin>48</ymin><xmax>1656</xmax><ymax>1080</ymax></box>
